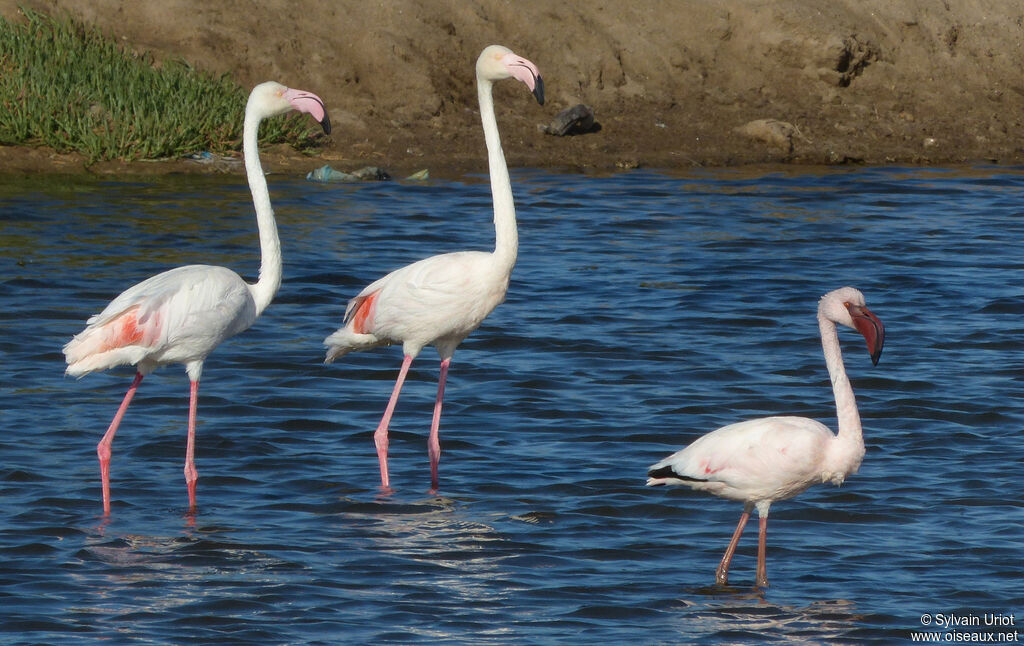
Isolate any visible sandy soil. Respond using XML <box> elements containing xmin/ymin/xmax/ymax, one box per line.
<box><xmin>2</xmin><ymin>0</ymin><xmax>1023</xmax><ymax>177</ymax></box>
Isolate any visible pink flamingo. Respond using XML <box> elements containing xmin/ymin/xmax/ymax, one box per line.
<box><xmin>64</xmin><ymin>82</ymin><xmax>330</xmax><ymax>515</ymax></box>
<box><xmin>647</xmin><ymin>286</ymin><xmax>885</xmax><ymax>587</ymax></box>
<box><xmin>324</xmin><ymin>45</ymin><xmax>544</xmax><ymax>490</ymax></box>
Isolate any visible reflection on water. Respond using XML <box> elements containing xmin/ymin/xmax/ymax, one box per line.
<box><xmin>670</xmin><ymin>597</ymin><xmax>864</xmax><ymax>644</ymax></box>
<box><xmin>0</xmin><ymin>166</ymin><xmax>1022</xmax><ymax>644</ymax></box>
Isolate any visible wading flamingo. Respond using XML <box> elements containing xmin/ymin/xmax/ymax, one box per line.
<box><xmin>64</xmin><ymin>82</ymin><xmax>331</xmax><ymax>515</ymax></box>
<box><xmin>324</xmin><ymin>45</ymin><xmax>544</xmax><ymax>491</ymax></box>
<box><xmin>646</xmin><ymin>286</ymin><xmax>885</xmax><ymax>587</ymax></box>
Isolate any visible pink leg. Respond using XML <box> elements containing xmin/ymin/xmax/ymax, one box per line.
<box><xmin>375</xmin><ymin>354</ymin><xmax>414</xmax><ymax>489</ymax></box>
<box><xmin>98</xmin><ymin>372</ymin><xmax>144</xmax><ymax>515</ymax></box>
<box><xmin>184</xmin><ymin>380</ymin><xmax>199</xmax><ymax>511</ymax></box>
<box><xmin>428</xmin><ymin>358</ymin><xmax>451</xmax><ymax>491</ymax></box>
<box><xmin>715</xmin><ymin>505</ymin><xmax>753</xmax><ymax>585</ymax></box>
<box><xmin>755</xmin><ymin>514</ymin><xmax>769</xmax><ymax>587</ymax></box>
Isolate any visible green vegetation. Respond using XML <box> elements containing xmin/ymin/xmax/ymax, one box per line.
<box><xmin>0</xmin><ymin>8</ymin><xmax>323</xmax><ymax>162</ymax></box>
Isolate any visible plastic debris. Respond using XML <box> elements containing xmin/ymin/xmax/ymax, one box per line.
<box><xmin>351</xmin><ymin>166</ymin><xmax>391</xmax><ymax>181</ymax></box>
<box><xmin>185</xmin><ymin>151</ymin><xmax>242</xmax><ymax>170</ymax></box>
<box><xmin>405</xmin><ymin>169</ymin><xmax>429</xmax><ymax>181</ymax></box>
<box><xmin>307</xmin><ymin>165</ymin><xmax>358</xmax><ymax>182</ymax></box>
<box><xmin>307</xmin><ymin>165</ymin><xmax>394</xmax><ymax>182</ymax></box>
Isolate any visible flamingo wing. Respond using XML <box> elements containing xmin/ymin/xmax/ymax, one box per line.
<box><xmin>327</xmin><ymin>251</ymin><xmax>504</xmax><ymax>362</ymax></box>
<box><xmin>344</xmin><ymin>252</ymin><xmax>499</xmax><ymax>333</ymax></box>
<box><xmin>378</xmin><ymin>252</ymin><xmax>503</xmax><ymax>322</ymax></box>
<box><xmin>648</xmin><ymin>417</ymin><xmax>833</xmax><ymax>501</ymax></box>
<box><xmin>65</xmin><ymin>265</ymin><xmax>254</xmax><ymax>376</ymax></box>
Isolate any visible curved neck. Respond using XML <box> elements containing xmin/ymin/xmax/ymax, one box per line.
<box><xmin>243</xmin><ymin>109</ymin><xmax>281</xmax><ymax>316</ymax></box>
<box><xmin>819</xmin><ymin>314</ymin><xmax>864</xmax><ymax>455</ymax></box>
<box><xmin>477</xmin><ymin>76</ymin><xmax>518</xmax><ymax>272</ymax></box>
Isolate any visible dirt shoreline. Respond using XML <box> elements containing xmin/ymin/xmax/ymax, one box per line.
<box><xmin>3</xmin><ymin>1</ymin><xmax>1023</xmax><ymax>177</ymax></box>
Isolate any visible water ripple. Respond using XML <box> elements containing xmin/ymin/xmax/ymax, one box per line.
<box><xmin>1</xmin><ymin>166</ymin><xmax>1022</xmax><ymax>644</ymax></box>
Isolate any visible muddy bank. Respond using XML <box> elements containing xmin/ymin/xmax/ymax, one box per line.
<box><xmin>2</xmin><ymin>0</ymin><xmax>1023</xmax><ymax>176</ymax></box>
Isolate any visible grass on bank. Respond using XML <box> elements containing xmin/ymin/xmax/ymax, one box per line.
<box><xmin>0</xmin><ymin>8</ymin><xmax>324</xmax><ymax>162</ymax></box>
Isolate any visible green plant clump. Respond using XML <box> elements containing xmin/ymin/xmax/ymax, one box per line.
<box><xmin>0</xmin><ymin>8</ymin><xmax>323</xmax><ymax>162</ymax></box>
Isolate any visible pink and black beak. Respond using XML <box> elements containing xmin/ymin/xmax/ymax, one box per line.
<box><xmin>283</xmin><ymin>88</ymin><xmax>332</xmax><ymax>134</ymax></box>
<box><xmin>846</xmin><ymin>303</ymin><xmax>885</xmax><ymax>366</ymax></box>
<box><xmin>501</xmin><ymin>53</ymin><xmax>545</xmax><ymax>105</ymax></box>
<box><xmin>531</xmin><ymin>75</ymin><xmax>545</xmax><ymax>105</ymax></box>
<box><xmin>317</xmin><ymin>110</ymin><xmax>331</xmax><ymax>134</ymax></box>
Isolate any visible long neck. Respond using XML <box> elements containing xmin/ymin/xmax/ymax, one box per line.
<box><xmin>819</xmin><ymin>314</ymin><xmax>865</xmax><ymax>467</ymax></box>
<box><xmin>477</xmin><ymin>76</ymin><xmax>518</xmax><ymax>272</ymax></box>
<box><xmin>243</xmin><ymin>108</ymin><xmax>281</xmax><ymax>316</ymax></box>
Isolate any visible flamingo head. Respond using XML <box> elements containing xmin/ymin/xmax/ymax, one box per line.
<box><xmin>821</xmin><ymin>286</ymin><xmax>885</xmax><ymax>365</ymax></box>
<box><xmin>477</xmin><ymin>45</ymin><xmax>545</xmax><ymax>105</ymax></box>
<box><xmin>249</xmin><ymin>81</ymin><xmax>331</xmax><ymax>134</ymax></box>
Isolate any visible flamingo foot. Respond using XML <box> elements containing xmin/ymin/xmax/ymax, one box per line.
<box><xmin>716</xmin><ymin>507</ymin><xmax>752</xmax><ymax>586</ymax></box>
<box><xmin>97</xmin><ymin>372</ymin><xmax>144</xmax><ymax>515</ymax></box>
<box><xmin>427</xmin><ymin>358</ymin><xmax>449</xmax><ymax>492</ymax></box>
<box><xmin>372</xmin><ymin>354</ymin><xmax>413</xmax><ymax>490</ymax></box>
<box><xmin>755</xmin><ymin>515</ymin><xmax>769</xmax><ymax>588</ymax></box>
<box><xmin>98</xmin><ymin>445</ymin><xmax>113</xmax><ymax>516</ymax></box>
<box><xmin>181</xmin><ymin>379</ymin><xmax>202</xmax><ymax>512</ymax></box>
<box><xmin>428</xmin><ymin>446</ymin><xmax>440</xmax><ymax>492</ymax></box>
<box><xmin>374</xmin><ymin>426</ymin><xmax>390</xmax><ymax>489</ymax></box>
<box><xmin>184</xmin><ymin>463</ymin><xmax>198</xmax><ymax>511</ymax></box>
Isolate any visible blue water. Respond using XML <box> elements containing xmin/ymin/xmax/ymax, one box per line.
<box><xmin>1</xmin><ymin>166</ymin><xmax>1022</xmax><ymax>644</ymax></box>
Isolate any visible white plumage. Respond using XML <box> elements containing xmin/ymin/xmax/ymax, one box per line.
<box><xmin>64</xmin><ymin>81</ymin><xmax>330</xmax><ymax>515</ymax></box>
<box><xmin>647</xmin><ymin>286</ymin><xmax>885</xmax><ymax>587</ymax></box>
<box><xmin>325</xmin><ymin>250</ymin><xmax>510</xmax><ymax>362</ymax></box>
<box><xmin>324</xmin><ymin>45</ymin><xmax>544</xmax><ymax>491</ymax></box>
<box><xmin>65</xmin><ymin>265</ymin><xmax>256</xmax><ymax>379</ymax></box>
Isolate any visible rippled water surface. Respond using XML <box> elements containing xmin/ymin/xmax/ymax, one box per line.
<box><xmin>2</xmin><ymin>166</ymin><xmax>1022</xmax><ymax>644</ymax></box>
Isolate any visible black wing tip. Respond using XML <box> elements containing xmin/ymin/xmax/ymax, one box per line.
<box><xmin>648</xmin><ymin>464</ymin><xmax>705</xmax><ymax>484</ymax></box>
<box><xmin>648</xmin><ymin>465</ymin><xmax>678</xmax><ymax>480</ymax></box>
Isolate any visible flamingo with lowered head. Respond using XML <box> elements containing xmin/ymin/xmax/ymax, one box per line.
<box><xmin>324</xmin><ymin>45</ymin><xmax>544</xmax><ymax>491</ymax></box>
<box><xmin>64</xmin><ymin>81</ymin><xmax>330</xmax><ymax>515</ymax></box>
<box><xmin>646</xmin><ymin>286</ymin><xmax>885</xmax><ymax>587</ymax></box>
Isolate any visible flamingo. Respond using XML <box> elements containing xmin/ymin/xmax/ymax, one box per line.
<box><xmin>324</xmin><ymin>45</ymin><xmax>544</xmax><ymax>491</ymax></box>
<box><xmin>64</xmin><ymin>82</ymin><xmax>331</xmax><ymax>515</ymax></box>
<box><xmin>646</xmin><ymin>286</ymin><xmax>885</xmax><ymax>588</ymax></box>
